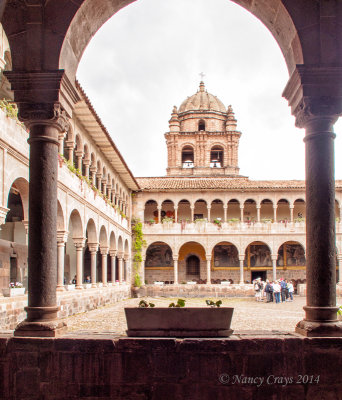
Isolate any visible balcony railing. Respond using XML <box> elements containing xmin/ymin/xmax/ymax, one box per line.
<box><xmin>142</xmin><ymin>220</ymin><xmax>312</xmax><ymax>234</ymax></box>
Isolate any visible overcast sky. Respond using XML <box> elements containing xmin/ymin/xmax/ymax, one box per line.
<box><xmin>77</xmin><ymin>0</ymin><xmax>342</xmax><ymax>180</ymax></box>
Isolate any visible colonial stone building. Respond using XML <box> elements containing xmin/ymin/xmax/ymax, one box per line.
<box><xmin>133</xmin><ymin>82</ymin><xmax>342</xmax><ymax>286</ymax></box>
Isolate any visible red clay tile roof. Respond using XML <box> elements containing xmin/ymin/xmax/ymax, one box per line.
<box><xmin>136</xmin><ymin>177</ymin><xmax>342</xmax><ymax>191</ymax></box>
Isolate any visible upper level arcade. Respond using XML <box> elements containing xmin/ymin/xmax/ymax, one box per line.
<box><xmin>165</xmin><ymin>82</ymin><xmax>241</xmax><ymax>177</ymax></box>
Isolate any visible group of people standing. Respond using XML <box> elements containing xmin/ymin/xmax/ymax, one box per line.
<box><xmin>253</xmin><ymin>278</ymin><xmax>294</xmax><ymax>303</ymax></box>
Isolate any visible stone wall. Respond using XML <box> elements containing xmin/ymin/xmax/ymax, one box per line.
<box><xmin>138</xmin><ymin>284</ymin><xmax>254</xmax><ymax>298</ymax></box>
<box><xmin>0</xmin><ymin>285</ymin><xmax>131</xmax><ymax>330</ymax></box>
<box><xmin>0</xmin><ymin>333</ymin><xmax>341</xmax><ymax>399</ymax></box>
<box><xmin>297</xmin><ymin>284</ymin><xmax>342</xmax><ymax>298</ymax></box>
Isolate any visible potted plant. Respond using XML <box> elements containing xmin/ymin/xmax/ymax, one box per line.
<box><xmin>125</xmin><ymin>298</ymin><xmax>234</xmax><ymax>337</ymax></box>
<box><xmin>3</xmin><ymin>282</ymin><xmax>25</xmax><ymax>297</ymax></box>
<box><xmin>213</xmin><ymin>218</ymin><xmax>222</xmax><ymax>229</ymax></box>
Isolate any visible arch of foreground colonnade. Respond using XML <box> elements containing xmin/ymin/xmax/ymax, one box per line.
<box><xmin>1</xmin><ymin>0</ymin><xmax>342</xmax><ymax>337</ymax></box>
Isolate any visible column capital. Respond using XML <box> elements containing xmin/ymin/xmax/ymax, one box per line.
<box><xmin>5</xmin><ymin>70</ymin><xmax>80</xmax><ymax>125</ymax></box>
<box><xmin>109</xmin><ymin>250</ymin><xmax>117</xmax><ymax>257</ymax></box>
<box><xmin>73</xmin><ymin>238</ymin><xmax>86</xmax><ymax>248</ymax></box>
<box><xmin>205</xmin><ymin>255</ymin><xmax>212</xmax><ymax>262</ymax></box>
<box><xmin>273</xmin><ymin>205</ymin><xmax>278</xmax><ymax>209</ymax></box>
<box><xmin>57</xmin><ymin>230</ymin><xmax>68</xmax><ymax>244</ymax></box>
<box><xmin>238</xmin><ymin>255</ymin><xmax>245</xmax><ymax>262</ymax></box>
<box><xmin>223</xmin><ymin>205</ymin><xmax>228</xmax><ymax>209</ymax></box>
<box><xmin>89</xmin><ymin>165</ymin><xmax>97</xmax><ymax>173</ymax></box>
<box><xmin>282</xmin><ymin>65</ymin><xmax>342</xmax><ymax>129</ymax></box>
<box><xmin>88</xmin><ymin>242</ymin><xmax>99</xmax><ymax>253</ymax></box>
<box><xmin>271</xmin><ymin>254</ymin><xmax>278</xmax><ymax>261</ymax></box>
<box><xmin>75</xmin><ymin>149</ymin><xmax>83</xmax><ymax>158</ymax></box>
<box><xmin>100</xmin><ymin>247</ymin><xmax>109</xmax><ymax>256</ymax></box>
<box><xmin>173</xmin><ymin>257</ymin><xmax>178</xmax><ymax>262</ymax></box>
<box><xmin>240</xmin><ymin>205</ymin><xmax>244</xmax><ymax>209</ymax></box>
<box><xmin>117</xmin><ymin>252</ymin><xmax>124</xmax><ymax>259</ymax></box>
<box><xmin>337</xmin><ymin>254</ymin><xmax>342</xmax><ymax>261</ymax></box>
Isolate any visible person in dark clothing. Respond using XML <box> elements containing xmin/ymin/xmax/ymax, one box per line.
<box><xmin>280</xmin><ymin>279</ymin><xmax>287</xmax><ymax>302</ymax></box>
<box><xmin>265</xmin><ymin>280</ymin><xmax>273</xmax><ymax>303</ymax></box>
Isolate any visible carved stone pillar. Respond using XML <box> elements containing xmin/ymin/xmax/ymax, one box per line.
<box><xmin>206</xmin><ymin>255</ymin><xmax>211</xmax><ymax>285</ymax></box>
<box><xmin>240</xmin><ymin>205</ymin><xmax>244</xmax><ymax>222</ymax></box>
<box><xmin>57</xmin><ymin>231</ymin><xmax>68</xmax><ymax>291</ymax></box>
<box><xmin>100</xmin><ymin>247</ymin><xmax>109</xmax><ymax>286</ymax></box>
<box><xmin>110</xmin><ymin>250</ymin><xmax>117</xmax><ymax>283</ymax></box>
<box><xmin>239</xmin><ymin>255</ymin><xmax>244</xmax><ymax>284</ymax></box>
<box><xmin>283</xmin><ymin>65</ymin><xmax>342</xmax><ymax>336</ymax></box>
<box><xmin>271</xmin><ymin>255</ymin><xmax>277</xmax><ymax>281</ymax></box>
<box><xmin>207</xmin><ymin>206</ymin><xmax>211</xmax><ymax>222</ymax></box>
<box><xmin>5</xmin><ymin>70</ymin><xmax>79</xmax><ymax>337</ymax></box>
<box><xmin>74</xmin><ymin>238</ymin><xmax>86</xmax><ymax>289</ymax></box>
<box><xmin>96</xmin><ymin>173</ymin><xmax>102</xmax><ymax>191</ymax></box>
<box><xmin>173</xmin><ymin>257</ymin><xmax>178</xmax><ymax>285</ymax></box>
<box><xmin>157</xmin><ymin>206</ymin><xmax>161</xmax><ymax>224</ymax></box>
<box><xmin>190</xmin><ymin>206</ymin><xmax>195</xmax><ymax>223</ymax></box>
<box><xmin>88</xmin><ymin>243</ymin><xmax>99</xmax><ymax>288</ymax></box>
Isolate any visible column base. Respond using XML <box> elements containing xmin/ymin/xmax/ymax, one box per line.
<box><xmin>76</xmin><ymin>285</ymin><xmax>84</xmax><ymax>290</ymax></box>
<box><xmin>14</xmin><ymin>319</ymin><xmax>67</xmax><ymax>337</ymax></box>
<box><xmin>295</xmin><ymin>319</ymin><xmax>342</xmax><ymax>337</ymax></box>
<box><xmin>56</xmin><ymin>285</ymin><xmax>66</xmax><ymax>292</ymax></box>
<box><xmin>91</xmin><ymin>283</ymin><xmax>97</xmax><ymax>288</ymax></box>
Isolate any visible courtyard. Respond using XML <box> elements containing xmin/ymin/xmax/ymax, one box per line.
<box><xmin>65</xmin><ymin>296</ymin><xmax>320</xmax><ymax>335</ymax></box>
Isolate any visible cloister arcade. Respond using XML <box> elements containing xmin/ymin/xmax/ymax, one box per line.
<box><xmin>143</xmin><ymin>238</ymin><xmax>311</xmax><ymax>285</ymax></box>
<box><xmin>142</xmin><ymin>195</ymin><xmax>341</xmax><ymax>224</ymax></box>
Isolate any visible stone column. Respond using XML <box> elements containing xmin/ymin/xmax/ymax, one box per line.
<box><xmin>271</xmin><ymin>255</ymin><xmax>277</xmax><ymax>282</ymax></box>
<box><xmin>111</xmin><ymin>189</ymin><xmax>116</xmax><ymax>204</ymax></box>
<box><xmin>240</xmin><ymin>205</ymin><xmax>244</xmax><ymax>222</ymax></box>
<box><xmin>157</xmin><ymin>206</ymin><xmax>162</xmax><ymax>223</ymax></box>
<box><xmin>273</xmin><ymin>205</ymin><xmax>277</xmax><ymax>223</ymax></box>
<box><xmin>174</xmin><ymin>206</ymin><xmax>178</xmax><ymax>223</ymax></box>
<box><xmin>239</xmin><ymin>255</ymin><xmax>244</xmax><ymax>284</ymax></box>
<box><xmin>56</xmin><ymin>231</ymin><xmax>68</xmax><ymax>291</ymax></box>
<box><xmin>65</xmin><ymin>140</ymin><xmax>74</xmax><ymax>162</ymax></box>
<box><xmin>110</xmin><ymin>250</ymin><xmax>117</xmax><ymax>283</ymax></box>
<box><xmin>101</xmin><ymin>247</ymin><xmax>109</xmax><ymax>286</ymax></box>
<box><xmin>90</xmin><ymin>166</ymin><xmax>97</xmax><ymax>185</ymax></box>
<box><xmin>223</xmin><ymin>205</ymin><xmax>227</xmax><ymax>223</ymax></box>
<box><xmin>118</xmin><ymin>254</ymin><xmax>124</xmax><ymax>283</ymax></box>
<box><xmin>88</xmin><ymin>243</ymin><xmax>98</xmax><ymax>288</ymax></box>
<box><xmin>22</xmin><ymin>220</ymin><xmax>29</xmax><ymax>245</ymax></box>
<box><xmin>5</xmin><ymin>70</ymin><xmax>79</xmax><ymax>337</ymax></box>
<box><xmin>337</xmin><ymin>255</ymin><xmax>342</xmax><ymax>286</ymax></box>
<box><xmin>96</xmin><ymin>173</ymin><xmax>102</xmax><ymax>190</ymax></box>
<box><xmin>58</xmin><ymin>131</ymin><xmax>67</xmax><ymax>155</ymax></box>
<box><xmin>173</xmin><ymin>257</ymin><xmax>178</xmax><ymax>284</ymax></box>
<box><xmin>141</xmin><ymin>255</ymin><xmax>146</xmax><ymax>285</ymax></box>
<box><xmin>74</xmin><ymin>238</ymin><xmax>86</xmax><ymax>289</ymax></box>
<box><xmin>101</xmin><ymin>179</ymin><xmax>107</xmax><ymax>196</ymax></box>
<box><xmin>83</xmin><ymin>160</ymin><xmax>90</xmax><ymax>179</ymax></box>
<box><xmin>256</xmin><ymin>205</ymin><xmax>261</xmax><ymax>223</ymax></box>
<box><xmin>283</xmin><ymin>65</ymin><xmax>342</xmax><ymax>336</ymax></box>
<box><xmin>290</xmin><ymin>205</ymin><xmax>294</xmax><ymax>224</ymax></box>
<box><xmin>206</xmin><ymin>255</ymin><xmax>211</xmax><ymax>285</ymax></box>
<box><xmin>75</xmin><ymin>150</ymin><xmax>83</xmax><ymax>171</ymax></box>
<box><xmin>190</xmin><ymin>206</ymin><xmax>195</xmax><ymax>223</ymax></box>
<box><xmin>207</xmin><ymin>206</ymin><xmax>211</xmax><ymax>222</ymax></box>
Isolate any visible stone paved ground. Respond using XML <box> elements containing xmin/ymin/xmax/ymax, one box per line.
<box><xmin>66</xmin><ymin>296</ymin><xmax>342</xmax><ymax>335</ymax></box>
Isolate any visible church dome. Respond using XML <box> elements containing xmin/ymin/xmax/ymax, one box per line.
<box><xmin>178</xmin><ymin>82</ymin><xmax>226</xmax><ymax>114</ymax></box>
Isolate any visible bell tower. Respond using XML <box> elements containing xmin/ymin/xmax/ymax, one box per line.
<box><xmin>164</xmin><ymin>82</ymin><xmax>242</xmax><ymax>176</ymax></box>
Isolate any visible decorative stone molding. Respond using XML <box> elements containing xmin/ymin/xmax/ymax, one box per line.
<box><xmin>5</xmin><ymin>70</ymin><xmax>80</xmax><ymax>122</ymax></box>
<box><xmin>282</xmin><ymin>65</ymin><xmax>342</xmax><ymax>129</ymax></box>
<box><xmin>57</xmin><ymin>231</ymin><xmax>68</xmax><ymax>244</ymax></box>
